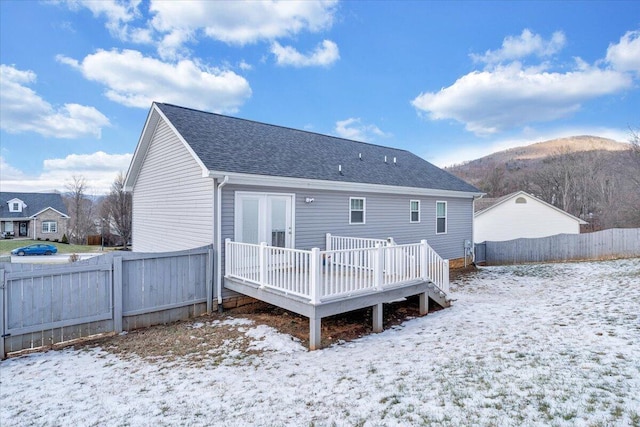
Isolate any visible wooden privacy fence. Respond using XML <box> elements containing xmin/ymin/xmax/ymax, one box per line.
<box><xmin>0</xmin><ymin>246</ymin><xmax>213</xmax><ymax>359</ymax></box>
<box><xmin>480</xmin><ymin>228</ymin><xmax>640</xmax><ymax>265</ymax></box>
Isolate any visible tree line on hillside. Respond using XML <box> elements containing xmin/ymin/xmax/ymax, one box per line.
<box><xmin>64</xmin><ymin>173</ymin><xmax>132</xmax><ymax>247</ymax></box>
<box><xmin>450</xmin><ymin>130</ymin><xmax>640</xmax><ymax>230</ymax></box>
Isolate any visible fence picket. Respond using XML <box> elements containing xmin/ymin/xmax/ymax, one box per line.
<box><xmin>1</xmin><ymin>246</ymin><xmax>212</xmax><ymax>358</ymax></box>
<box><xmin>483</xmin><ymin>228</ymin><xmax>640</xmax><ymax>265</ymax></box>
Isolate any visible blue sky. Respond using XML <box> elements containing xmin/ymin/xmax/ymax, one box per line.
<box><xmin>1</xmin><ymin>1</ymin><xmax>639</xmax><ymax>194</ymax></box>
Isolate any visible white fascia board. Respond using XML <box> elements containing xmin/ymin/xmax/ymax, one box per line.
<box><xmin>206</xmin><ymin>170</ymin><xmax>482</xmax><ymax>199</ymax></box>
<box><xmin>154</xmin><ymin>105</ymin><xmax>210</xmax><ymax>178</ymax></box>
<box><xmin>30</xmin><ymin>207</ymin><xmax>70</xmax><ymax>218</ymax></box>
<box><xmin>124</xmin><ymin>105</ymin><xmax>160</xmax><ymax>192</ymax></box>
<box><xmin>123</xmin><ymin>103</ymin><xmax>211</xmax><ymax>192</ymax></box>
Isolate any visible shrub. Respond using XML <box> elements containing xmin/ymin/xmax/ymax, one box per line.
<box><xmin>61</xmin><ymin>234</ymin><xmax>69</xmax><ymax>244</ymax></box>
<box><xmin>36</xmin><ymin>237</ymin><xmax>41</xmax><ymax>241</ymax></box>
<box><xmin>54</xmin><ymin>239</ymin><xmax>59</xmax><ymax>242</ymax></box>
<box><xmin>45</xmin><ymin>238</ymin><xmax>50</xmax><ymax>241</ymax></box>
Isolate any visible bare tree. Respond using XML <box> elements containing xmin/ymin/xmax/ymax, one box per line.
<box><xmin>629</xmin><ymin>127</ymin><xmax>640</xmax><ymax>190</ymax></box>
<box><xmin>101</xmin><ymin>172</ymin><xmax>132</xmax><ymax>248</ymax></box>
<box><xmin>64</xmin><ymin>175</ymin><xmax>96</xmax><ymax>244</ymax></box>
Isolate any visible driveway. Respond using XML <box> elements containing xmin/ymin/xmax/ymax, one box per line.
<box><xmin>10</xmin><ymin>253</ymin><xmax>99</xmax><ymax>263</ymax></box>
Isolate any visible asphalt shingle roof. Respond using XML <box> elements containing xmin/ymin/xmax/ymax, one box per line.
<box><xmin>0</xmin><ymin>192</ymin><xmax>68</xmax><ymax>219</ymax></box>
<box><xmin>156</xmin><ymin>103</ymin><xmax>480</xmax><ymax>193</ymax></box>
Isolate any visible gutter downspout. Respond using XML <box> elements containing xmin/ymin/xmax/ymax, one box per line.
<box><xmin>216</xmin><ymin>176</ymin><xmax>229</xmax><ymax>308</ymax></box>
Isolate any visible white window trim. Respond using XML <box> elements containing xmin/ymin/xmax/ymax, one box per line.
<box><xmin>8</xmin><ymin>199</ymin><xmax>24</xmax><ymax>213</ymax></box>
<box><xmin>410</xmin><ymin>200</ymin><xmax>420</xmax><ymax>223</ymax></box>
<box><xmin>436</xmin><ymin>201</ymin><xmax>447</xmax><ymax>234</ymax></box>
<box><xmin>349</xmin><ymin>197</ymin><xmax>366</xmax><ymax>225</ymax></box>
<box><xmin>233</xmin><ymin>191</ymin><xmax>296</xmax><ymax>247</ymax></box>
<box><xmin>42</xmin><ymin>220</ymin><xmax>57</xmax><ymax>234</ymax></box>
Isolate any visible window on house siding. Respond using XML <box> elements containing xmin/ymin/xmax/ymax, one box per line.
<box><xmin>436</xmin><ymin>201</ymin><xmax>447</xmax><ymax>234</ymax></box>
<box><xmin>349</xmin><ymin>197</ymin><xmax>365</xmax><ymax>224</ymax></box>
<box><xmin>410</xmin><ymin>200</ymin><xmax>420</xmax><ymax>223</ymax></box>
<box><xmin>42</xmin><ymin>221</ymin><xmax>57</xmax><ymax>233</ymax></box>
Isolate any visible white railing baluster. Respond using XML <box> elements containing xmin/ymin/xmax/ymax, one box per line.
<box><xmin>225</xmin><ymin>237</ymin><xmax>449</xmax><ymax>304</ymax></box>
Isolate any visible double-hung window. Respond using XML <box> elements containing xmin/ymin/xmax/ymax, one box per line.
<box><xmin>42</xmin><ymin>221</ymin><xmax>57</xmax><ymax>233</ymax></box>
<box><xmin>349</xmin><ymin>197</ymin><xmax>365</xmax><ymax>224</ymax></box>
<box><xmin>410</xmin><ymin>200</ymin><xmax>420</xmax><ymax>223</ymax></box>
<box><xmin>436</xmin><ymin>201</ymin><xmax>447</xmax><ymax>234</ymax></box>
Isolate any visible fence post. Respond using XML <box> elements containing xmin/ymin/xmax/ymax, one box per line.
<box><xmin>325</xmin><ymin>233</ymin><xmax>332</xmax><ymax>251</ymax></box>
<box><xmin>206</xmin><ymin>248</ymin><xmax>213</xmax><ymax>313</ymax></box>
<box><xmin>0</xmin><ymin>269</ymin><xmax>5</xmax><ymax>360</ymax></box>
<box><xmin>113</xmin><ymin>257</ymin><xmax>123</xmax><ymax>333</ymax></box>
<box><xmin>374</xmin><ymin>244</ymin><xmax>384</xmax><ymax>290</ymax></box>
<box><xmin>259</xmin><ymin>242</ymin><xmax>267</xmax><ymax>287</ymax></box>
<box><xmin>310</xmin><ymin>248</ymin><xmax>320</xmax><ymax>304</ymax></box>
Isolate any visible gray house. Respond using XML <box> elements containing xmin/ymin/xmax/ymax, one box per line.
<box><xmin>125</xmin><ymin>103</ymin><xmax>482</xmax><ymax>347</ymax></box>
<box><xmin>0</xmin><ymin>192</ymin><xmax>69</xmax><ymax>241</ymax></box>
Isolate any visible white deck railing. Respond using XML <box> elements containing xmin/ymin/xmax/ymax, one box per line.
<box><xmin>225</xmin><ymin>237</ymin><xmax>449</xmax><ymax>304</ymax></box>
<box><xmin>325</xmin><ymin>233</ymin><xmax>391</xmax><ymax>251</ymax></box>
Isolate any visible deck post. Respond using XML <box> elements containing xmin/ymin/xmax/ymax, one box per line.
<box><xmin>225</xmin><ymin>239</ymin><xmax>231</xmax><ymax>276</ymax></box>
<box><xmin>310</xmin><ymin>247</ymin><xmax>321</xmax><ymax>305</ymax></box>
<box><xmin>372</xmin><ymin>303</ymin><xmax>383</xmax><ymax>332</ymax></box>
<box><xmin>443</xmin><ymin>259</ymin><xmax>450</xmax><ymax>292</ymax></box>
<box><xmin>419</xmin><ymin>292</ymin><xmax>428</xmax><ymax>315</ymax></box>
<box><xmin>309</xmin><ymin>315</ymin><xmax>321</xmax><ymax>350</ymax></box>
<box><xmin>374</xmin><ymin>244</ymin><xmax>384</xmax><ymax>290</ymax></box>
<box><xmin>259</xmin><ymin>242</ymin><xmax>267</xmax><ymax>287</ymax></box>
<box><xmin>325</xmin><ymin>233</ymin><xmax>332</xmax><ymax>251</ymax></box>
<box><xmin>420</xmin><ymin>240</ymin><xmax>428</xmax><ymax>281</ymax></box>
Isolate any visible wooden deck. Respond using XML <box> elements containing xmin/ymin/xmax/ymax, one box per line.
<box><xmin>224</xmin><ymin>236</ymin><xmax>450</xmax><ymax>349</ymax></box>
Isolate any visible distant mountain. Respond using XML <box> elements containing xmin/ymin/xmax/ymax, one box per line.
<box><xmin>446</xmin><ymin>135</ymin><xmax>639</xmax><ymax>229</ymax></box>
<box><xmin>446</xmin><ymin>136</ymin><xmax>628</xmax><ymax>188</ymax></box>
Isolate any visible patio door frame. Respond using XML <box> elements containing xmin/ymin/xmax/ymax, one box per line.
<box><xmin>234</xmin><ymin>191</ymin><xmax>295</xmax><ymax>248</ymax></box>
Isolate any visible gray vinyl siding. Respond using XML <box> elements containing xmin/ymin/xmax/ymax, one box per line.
<box><xmin>131</xmin><ymin>119</ymin><xmax>214</xmax><ymax>252</ymax></box>
<box><xmin>221</xmin><ymin>184</ymin><xmax>473</xmax><ymax>261</ymax></box>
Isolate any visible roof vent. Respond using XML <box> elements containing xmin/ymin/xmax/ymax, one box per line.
<box><xmin>384</xmin><ymin>156</ymin><xmax>387</xmax><ymax>163</ymax></box>
<box><xmin>393</xmin><ymin>157</ymin><xmax>397</xmax><ymax>165</ymax></box>
<box><xmin>339</xmin><ymin>164</ymin><xmax>343</xmax><ymax>175</ymax></box>
<box><xmin>359</xmin><ymin>153</ymin><xmax>362</xmax><ymax>160</ymax></box>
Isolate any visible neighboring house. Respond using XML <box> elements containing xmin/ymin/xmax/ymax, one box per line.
<box><xmin>0</xmin><ymin>192</ymin><xmax>69</xmax><ymax>241</ymax></box>
<box><xmin>474</xmin><ymin>190</ymin><xmax>587</xmax><ymax>243</ymax></box>
<box><xmin>124</xmin><ymin>103</ymin><xmax>482</xmax><ymax>341</ymax></box>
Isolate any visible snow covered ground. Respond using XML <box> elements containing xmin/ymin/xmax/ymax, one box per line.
<box><xmin>1</xmin><ymin>258</ymin><xmax>639</xmax><ymax>426</ymax></box>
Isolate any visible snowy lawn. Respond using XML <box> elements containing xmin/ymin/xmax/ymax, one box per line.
<box><xmin>1</xmin><ymin>258</ymin><xmax>639</xmax><ymax>426</ymax></box>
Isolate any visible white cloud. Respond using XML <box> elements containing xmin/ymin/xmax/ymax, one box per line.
<box><xmin>471</xmin><ymin>29</ymin><xmax>566</xmax><ymax>65</ymax></box>
<box><xmin>0</xmin><ymin>152</ymin><xmax>132</xmax><ymax>194</ymax></box>
<box><xmin>271</xmin><ymin>40</ymin><xmax>339</xmax><ymax>67</ymax></box>
<box><xmin>150</xmin><ymin>0</ymin><xmax>337</xmax><ymax>45</ymax></box>
<box><xmin>61</xmin><ymin>0</ymin><xmax>142</xmax><ymax>41</ymax></box>
<box><xmin>0</xmin><ymin>64</ymin><xmax>110</xmax><ymax>138</ymax></box>
<box><xmin>335</xmin><ymin>118</ymin><xmax>389</xmax><ymax>142</ymax></box>
<box><xmin>412</xmin><ymin>63</ymin><xmax>632</xmax><ymax>135</ymax></box>
<box><xmin>606</xmin><ymin>30</ymin><xmax>640</xmax><ymax>74</ymax></box>
<box><xmin>57</xmin><ymin>49</ymin><xmax>252</xmax><ymax>112</ymax></box>
<box><xmin>59</xmin><ymin>1</ymin><xmax>338</xmax><ymax>60</ymax></box>
<box><xmin>413</xmin><ymin>28</ymin><xmax>639</xmax><ymax>136</ymax></box>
